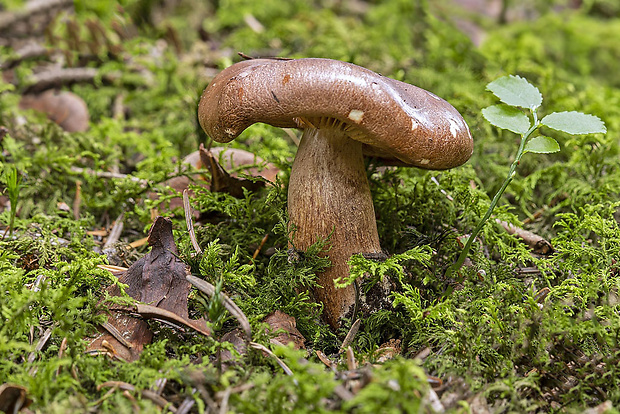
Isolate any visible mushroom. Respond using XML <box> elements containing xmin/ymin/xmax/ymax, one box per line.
<box><xmin>198</xmin><ymin>58</ymin><xmax>473</xmax><ymax>328</ymax></box>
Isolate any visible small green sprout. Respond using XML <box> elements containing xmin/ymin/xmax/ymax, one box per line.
<box><xmin>448</xmin><ymin>75</ymin><xmax>606</xmax><ymax>280</ymax></box>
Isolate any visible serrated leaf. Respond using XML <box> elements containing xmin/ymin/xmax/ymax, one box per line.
<box><xmin>487</xmin><ymin>75</ymin><xmax>543</xmax><ymax>109</ymax></box>
<box><xmin>541</xmin><ymin>111</ymin><xmax>606</xmax><ymax>135</ymax></box>
<box><xmin>524</xmin><ymin>136</ymin><xmax>560</xmax><ymax>154</ymax></box>
<box><xmin>482</xmin><ymin>105</ymin><xmax>530</xmax><ymax>134</ymax></box>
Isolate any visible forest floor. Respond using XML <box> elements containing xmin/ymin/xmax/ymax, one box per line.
<box><xmin>1</xmin><ymin>0</ymin><xmax>620</xmax><ymax>413</ymax></box>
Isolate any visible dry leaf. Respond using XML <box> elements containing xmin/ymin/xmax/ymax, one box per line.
<box><xmin>19</xmin><ymin>90</ymin><xmax>89</xmax><ymax>132</ymax></box>
<box><xmin>88</xmin><ymin>217</ymin><xmax>207</xmax><ymax>361</ymax></box>
<box><xmin>154</xmin><ymin>145</ymin><xmax>280</xmax><ymax>214</ymax></box>
<box><xmin>0</xmin><ymin>383</ymin><xmax>31</xmax><ymax>413</ymax></box>
<box><xmin>264</xmin><ymin>310</ymin><xmax>305</xmax><ymax>350</ymax></box>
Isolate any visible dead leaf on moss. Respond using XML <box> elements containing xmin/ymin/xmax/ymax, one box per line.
<box><xmin>218</xmin><ymin>329</ymin><xmax>248</xmax><ymax>367</ymax></box>
<box><xmin>0</xmin><ymin>383</ymin><xmax>31</xmax><ymax>413</ymax></box>
<box><xmin>154</xmin><ymin>145</ymin><xmax>280</xmax><ymax>214</ymax></box>
<box><xmin>88</xmin><ymin>216</ymin><xmax>208</xmax><ymax>362</ymax></box>
<box><xmin>373</xmin><ymin>338</ymin><xmax>401</xmax><ymax>363</ymax></box>
<box><xmin>264</xmin><ymin>310</ymin><xmax>305</xmax><ymax>350</ymax></box>
<box><xmin>19</xmin><ymin>90</ymin><xmax>89</xmax><ymax>132</ymax></box>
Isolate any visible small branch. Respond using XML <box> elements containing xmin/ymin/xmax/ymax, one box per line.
<box><xmin>133</xmin><ymin>303</ymin><xmax>211</xmax><ymax>337</ymax></box>
<box><xmin>72</xmin><ymin>180</ymin><xmax>82</xmax><ymax>220</ymax></box>
<box><xmin>70</xmin><ymin>167</ymin><xmax>149</xmax><ymax>186</ymax></box>
<box><xmin>218</xmin><ymin>387</ymin><xmax>232</xmax><ymax>414</ymax></box>
<box><xmin>315</xmin><ymin>350</ymin><xmax>335</xmax><ymax>369</ymax></box>
<box><xmin>24</xmin><ymin>67</ymin><xmax>99</xmax><ymax>92</ymax></box>
<box><xmin>495</xmin><ymin>219</ymin><xmax>554</xmax><ymax>255</ymax></box>
<box><xmin>102</xmin><ymin>213</ymin><xmax>124</xmax><ymax>250</ymax></box>
<box><xmin>183</xmin><ymin>189</ymin><xmax>202</xmax><ymax>255</ymax></box>
<box><xmin>345</xmin><ymin>346</ymin><xmax>357</xmax><ymax>370</ymax></box>
<box><xmin>0</xmin><ymin>0</ymin><xmax>73</xmax><ymax>32</ymax></box>
<box><xmin>97</xmin><ymin>264</ymin><xmax>127</xmax><ymax>276</ymax></box>
<box><xmin>251</xmin><ymin>233</ymin><xmax>269</xmax><ymax>261</ymax></box>
<box><xmin>0</xmin><ymin>41</ymin><xmax>48</xmax><ymax>69</ymax></box>
<box><xmin>100</xmin><ymin>321</ymin><xmax>133</xmax><ymax>349</ymax></box>
<box><xmin>97</xmin><ymin>381</ymin><xmax>176</xmax><ymax>412</ymax></box>
<box><xmin>339</xmin><ymin>318</ymin><xmax>361</xmax><ymax>353</ymax></box>
<box><xmin>249</xmin><ymin>342</ymin><xmax>294</xmax><ymax>377</ymax></box>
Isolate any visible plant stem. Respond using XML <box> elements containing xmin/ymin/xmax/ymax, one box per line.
<box><xmin>447</xmin><ymin>121</ymin><xmax>540</xmax><ymax>282</ymax></box>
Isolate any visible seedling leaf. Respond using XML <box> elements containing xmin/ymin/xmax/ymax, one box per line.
<box><xmin>524</xmin><ymin>136</ymin><xmax>560</xmax><ymax>154</ymax></box>
<box><xmin>486</xmin><ymin>75</ymin><xmax>543</xmax><ymax>109</ymax></box>
<box><xmin>482</xmin><ymin>104</ymin><xmax>530</xmax><ymax>134</ymax></box>
<box><xmin>541</xmin><ymin>111</ymin><xmax>606</xmax><ymax>134</ymax></box>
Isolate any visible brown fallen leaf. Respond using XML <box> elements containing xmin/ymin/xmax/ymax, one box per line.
<box><xmin>154</xmin><ymin>145</ymin><xmax>280</xmax><ymax>214</ymax></box>
<box><xmin>19</xmin><ymin>90</ymin><xmax>89</xmax><ymax>132</ymax></box>
<box><xmin>264</xmin><ymin>310</ymin><xmax>305</xmax><ymax>350</ymax></box>
<box><xmin>0</xmin><ymin>383</ymin><xmax>32</xmax><ymax>413</ymax></box>
<box><xmin>217</xmin><ymin>329</ymin><xmax>248</xmax><ymax>367</ymax></box>
<box><xmin>89</xmin><ymin>216</ymin><xmax>207</xmax><ymax>362</ymax></box>
<box><xmin>373</xmin><ymin>338</ymin><xmax>401</xmax><ymax>363</ymax></box>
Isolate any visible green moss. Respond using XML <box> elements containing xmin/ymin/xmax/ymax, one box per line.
<box><xmin>2</xmin><ymin>0</ymin><xmax>620</xmax><ymax>412</ymax></box>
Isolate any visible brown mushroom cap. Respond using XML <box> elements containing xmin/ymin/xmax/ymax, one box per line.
<box><xmin>198</xmin><ymin>58</ymin><xmax>473</xmax><ymax>169</ymax></box>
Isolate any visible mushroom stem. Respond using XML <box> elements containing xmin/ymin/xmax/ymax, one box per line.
<box><xmin>288</xmin><ymin>128</ymin><xmax>382</xmax><ymax>328</ymax></box>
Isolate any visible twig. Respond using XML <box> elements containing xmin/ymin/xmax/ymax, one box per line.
<box><xmin>213</xmin><ymin>383</ymin><xmax>254</xmax><ymax>400</ymax></box>
<box><xmin>0</xmin><ymin>41</ymin><xmax>48</xmax><ymax>69</ymax></box>
<box><xmin>430</xmin><ymin>176</ymin><xmax>454</xmax><ymax>201</ymax></box>
<box><xmin>70</xmin><ymin>167</ymin><xmax>149</xmax><ymax>186</ymax></box>
<box><xmin>151</xmin><ymin>378</ymin><xmax>166</xmax><ymax>396</ymax></box>
<box><xmin>249</xmin><ymin>342</ymin><xmax>294</xmax><ymax>377</ymax></box>
<box><xmin>243</xmin><ymin>14</ymin><xmax>264</xmax><ymax>33</ymax></box>
<box><xmin>339</xmin><ymin>318</ymin><xmax>361</xmax><ymax>353</ymax></box>
<box><xmin>251</xmin><ymin>233</ymin><xmax>269</xmax><ymax>261</ymax></box>
<box><xmin>24</xmin><ymin>67</ymin><xmax>99</xmax><ymax>92</ymax></box>
<box><xmin>282</xmin><ymin>128</ymin><xmax>300</xmax><ymax>146</ymax></box>
<box><xmin>28</xmin><ymin>326</ymin><xmax>53</xmax><ymax>375</ymax></box>
<box><xmin>315</xmin><ymin>350</ymin><xmax>335</xmax><ymax>369</ymax></box>
<box><xmin>55</xmin><ymin>337</ymin><xmax>67</xmax><ymax>377</ymax></box>
<box><xmin>183</xmin><ymin>189</ymin><xmax>202</xmax><ymax>255</ymax></box>
<box><xmin>112</xmin><ymin>93</ymin><xmax>126</xmax><ymax>120</ymax></box>
<box><xmin>100</xmin><ymin>321</ymin><xmax>133</xmax><ymax>349</ymax></box>
<box><xmin>133</xmin><ymin>303</ymin><xmax>211</xmax><ymax>337</ymax></box>
<box><xmin>28</xmin><ymin>327</ymin><xmax>53</xmax><ymax>363</ymax></box>
<box><xmin>0</xmin><ymin>0</ymin><xmax>73</xmax><ymax>32</ymax></box>
<box><xmin>345</xmin><ymin>346</ymin><xmax>357</xmax><ymax>370</ymax></box>
<box><xmin>102</xmin><ymin>213</ymin><xmax>124</xmax><ymax>250</ymax></box>
<box><xmin>413</xmin><ymin>347</ymin><xmax>431</xmax><ymax>360</ymax></box>
<box><xmin>128</xmin><ymin>237</ymin><xmax>149</xmax><ymax>249</ymax></box>
<box><xmin>176</xmin><ymin>398</ymin><xmax>195</xmax><ymax>414</ymax></box>
<box><xmin>218</xmin><ymin>387</ymin><xmax>232</xmax><ymax>414</ymax></box>
<box><xmin>97</xmin><ymin>264</ymin><xmax>127</xmax><ymax>276</ymax></box>
<box><xmin>333</xmin><ymin>384</ymin><xmax>354</xmax><ymax>401</ymax></box>
<box><xmin>97</xmin><ymin>381</ymin><xmax>176</xmax><ymax>412</ymax></box>
<box><xmin>495</xmin><ymin>219</ymin><xmax>553</xmax><ymax>255</ymax></box>
<box><xmin>425</xmin><ymin>388</ymin><xmax>445</xmax><ymax>413</ymax></box>
<box><xmin>73</xmin><ymin>180</ymin><xmax>82</xmax><ymax>219</ymax></box>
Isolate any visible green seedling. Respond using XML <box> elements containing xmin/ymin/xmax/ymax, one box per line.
<box><xmin>447</xmin><ymin>75</ymin><xmax>606</xmax><ymax>280</ymax></box>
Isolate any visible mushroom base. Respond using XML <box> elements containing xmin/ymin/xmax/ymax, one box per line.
<box><xmin>288</xmin><ymin>128</ymin><xmax>382</xmax><ymax>328</ymax></box>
